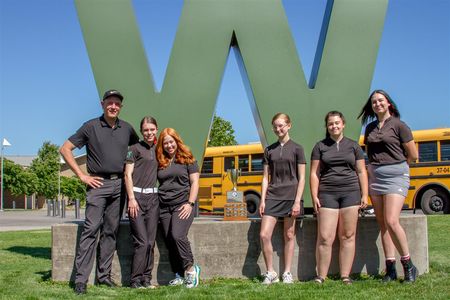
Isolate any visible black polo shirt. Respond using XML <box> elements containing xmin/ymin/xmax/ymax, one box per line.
<box><xmin>263</xmin><ymin>139</ymin><xmax>306</xmax><ymax>201</ymax></box>
<box><xmin>158</xmin><ymin>162</ymin><xmax>199</xmax><ymax>206</ymax></box>
<box><xmin>69</xmin><ymin>115</ymin><xmax>139</xmax><ymax>174</ymax></box>
<box><xmin>311</xmin><ymin>137</ymin><xmax>365</xmax><ymax>192</ymax></box>
<box><xmin>364</xmin><ymin>117</ymin><xmax>413</xmax><ymax>165</ymax></box>
<box><xmin>126</xmin><ymin>141</ymin><xmax>158</xmax><ymax>188</ymax></box>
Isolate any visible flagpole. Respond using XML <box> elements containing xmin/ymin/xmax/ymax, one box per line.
<box><xmin>1</xmin><ymin>138</ymin><xmax>12</xmax><ymax>212</ymax></box>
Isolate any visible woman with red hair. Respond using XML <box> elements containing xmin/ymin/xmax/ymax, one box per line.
<box><xmin>156</xmin><ymin>128</ymin><xmax>200</xmax><ymax>288</ymax></box>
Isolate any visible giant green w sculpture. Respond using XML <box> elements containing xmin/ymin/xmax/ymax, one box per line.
<box><xmin>75</xmin><ymin>0</ymin><xmax>388</xmax><ymax>207</ymax></box>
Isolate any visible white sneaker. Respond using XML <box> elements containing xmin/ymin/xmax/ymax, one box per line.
<box><xmin>185</xmin><ymin>265</ymin><xmax>200</xmax><ymax>288</ymax></box>
<box><xmin>262</xmin><ymin>271</ymin><xmax>279</xmax><ymax>285</ymax></box>
<box><xmin>282</xmin><ymin>272</ymin><xmax>294</xmax><ymax>284</ymax></box>
<box><xmin>168</xmin><ymin>273</ymin><xmax>184</xmax><ymax>286</ymax></box>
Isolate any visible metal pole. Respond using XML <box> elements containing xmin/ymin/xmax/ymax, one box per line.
<box><xmin>1</xmin><ymin>146</ymin><xmax>4</xmax><ymax>211</ymax></box>
<box><xmin>47</xmin><ymin>199</ymin><xmax>51</xmax><ymax>216</ymax></box>
<box><xmin>56</xmin><ymin>200</ymin><xmax>60</xmax><ymax>216</ymax></box>
<box><xmin>194</xmin><ymin>201</ymin><xmax>199</xmax><ymax>218</ymax></box>
<box><xmin>58</xmin><ymin>171</ymin><xmax>60</xmax><ymax>202</ymax></box>
<box><xmin>61</xmin><ymin>199</ymin><xmax>66</xmax><ymax>218</ymax></box>
<box><xmin>52</xmin><ymin>199</ymin><xmax>56</xmax><ymax>217</ymax></box>
<box><xmin>75</xmin><ymin>199</ymin><xmax>80</xmax><ymax>219</ymax></box>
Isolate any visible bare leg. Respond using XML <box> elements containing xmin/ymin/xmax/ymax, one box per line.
<box><xmin>316</xmin><ymin>208</ymin><xmax>339</xmax><ymax>279</ymax></box>
<box><xmin>383</xmin><ymin>194</ymin><xmax>409</xmax><ymax>256</ymax></box>
<box><xmin>283</xmin><ymin>217</ymin><xmax>296</xmax><ymax>273</ymax></box>
<box><xmin>260</xmin><ymin>215</ymin><xmax>278</xmax><ymax>272</ymax></box>
<box><xmin>371</xmin><ymin>195</ymin><xmax>396</xmax><ymax>258</ymax></box>
<box><xmin>337</xmin><ymin>206</ymin><xmax>359</xmax><ymax>277</ymax></box>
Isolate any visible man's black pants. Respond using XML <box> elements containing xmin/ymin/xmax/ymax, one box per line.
<box><xmin>74</xmin><ymin>178</ymin><xmax>123</xmax><ymax>284</ymax></box>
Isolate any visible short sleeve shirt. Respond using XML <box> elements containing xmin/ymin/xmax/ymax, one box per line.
<box><xmin>311</xmin><ymin>137</ymin><xmax>365</xmax><ymax>192</ymax></box>
<box><xmin>69</xmin><ymin>115</ymin><xmax>139</xmax><ymax>174</ymax></box>
<box><xmin>126</xmin><ymin>141</ymin><xmax>158</xmax><ymax>189</ymax></box>
<box><xmin>263</xmin><ymin>139</ymin><xmax>306</xmax><ymax>200</ymax></box>
<box><xmin>157</xmin><ymin>161</ymin><xmax>199</xmax><ymax>206</ymax></box>
<box><xmin>364</xmin><ymin>117</ymin><xmax>413</xmax><ymax>165</ymax></box>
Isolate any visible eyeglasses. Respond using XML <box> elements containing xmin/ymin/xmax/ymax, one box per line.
<box><xmin>272</xmin><ymin>124</ymin><xmax>288</xmax><ymax>130</ymax></box>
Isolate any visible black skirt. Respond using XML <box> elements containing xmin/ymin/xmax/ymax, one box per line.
<box><xmin>263</xmin><ymin>199</ymin><xmax>295</xmax><ymax>217</ymax></box>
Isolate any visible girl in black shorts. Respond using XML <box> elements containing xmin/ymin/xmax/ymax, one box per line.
<box><xmin>310</xmin><ymin>111</ymin><xmax>368</xmax><ymax>284</ymax></box>
<box><xmin>359</xmin><ymin>90</ymin><xmax>418</xmax><ymax>282</ymax></box>
<box><xmin>259</xmin><ymin>113</ymin><xmax>306</xmax><ymax>284</ymax></box>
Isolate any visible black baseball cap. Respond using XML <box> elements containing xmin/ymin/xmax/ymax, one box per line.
<box><xmin>102</xmin><ymin>89</ymin><xmax>124</xmax><ymax>101</ymax></box>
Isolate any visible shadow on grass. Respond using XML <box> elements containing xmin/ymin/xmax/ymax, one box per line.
<box><xmin>6</xmin><ymin>246</ymin><xmax>51</xmax><ymax>260</ymax></box>
<box><xmin>36</xmin><ymin>270</ymin><xmax>52</xmax><ymax>282</ymax></box>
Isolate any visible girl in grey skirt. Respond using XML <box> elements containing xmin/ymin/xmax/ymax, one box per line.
<box><xmin>359</xmin><ymin>89</ymin><xmax>419</xmax><ymax>283</ymax></box>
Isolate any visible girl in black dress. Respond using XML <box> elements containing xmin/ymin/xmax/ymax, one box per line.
<box><xmin>259</xmin><ymin>113</ymin><xmax>306</xmax><ymax>284</ymax></box>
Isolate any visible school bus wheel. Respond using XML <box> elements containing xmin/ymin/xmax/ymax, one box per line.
<box><xmin>245</xmin><ymin>193</ymin><xmax>260</xmax><ymax>217</ymax></box>
<box><xmin>420</xmin><ymin>187</ymin><xmax>449</xmax><ymax>215</ymax></box>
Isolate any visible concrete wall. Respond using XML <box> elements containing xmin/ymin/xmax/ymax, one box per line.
<box><xmin>52</xmin><ymin>215</ymin><xmax>428</xmax><ymax>285</ymax></box>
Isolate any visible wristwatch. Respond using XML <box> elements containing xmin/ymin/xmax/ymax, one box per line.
<box><xmin>188</xmin><ymin>202</ymin><xmax>195</xmax><ymax>207</ymax></box>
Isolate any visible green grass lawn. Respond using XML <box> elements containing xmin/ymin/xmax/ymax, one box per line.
<box><xmin>0</xmin><ymin>216</ymin><xmax>449</xmax><ymax>299</ymax></box>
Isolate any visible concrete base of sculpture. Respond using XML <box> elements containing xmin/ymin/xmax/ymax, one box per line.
<box><xmin>52</xmin><ymin>215</ymin><xmax>428</xmax><ymax>285</ymax></box>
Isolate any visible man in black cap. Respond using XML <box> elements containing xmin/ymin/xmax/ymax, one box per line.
<box><xmin>60</xmin><ymin>89</ymin><xmax>139</xmax><ymax>294</ymax></box>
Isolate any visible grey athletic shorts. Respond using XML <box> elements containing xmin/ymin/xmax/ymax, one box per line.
<box><xmin>368</xmin><ymin>161</ymin><xmax>409</xmax><ymax>197</ymax></box>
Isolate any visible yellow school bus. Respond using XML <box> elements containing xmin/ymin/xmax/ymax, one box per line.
<box><xmin>198</xmin><ymin>143</ymin><xmax>264</xmax><ymax>217</ymax></box>
<box><xmin>359</xmin><ymin>128</ymin><xmax>450</xmax><ymax>214</ymax></box>
<box><xmin>199</xmin><ymin>128</ymin><xmax>450</xmax><ymax>216</ymax></box>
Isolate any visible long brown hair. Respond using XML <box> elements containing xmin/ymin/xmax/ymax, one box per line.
<box><xmin>156</xmin><ymin>128</ymin><xmax>195</xmax><ymax>169</ymax></box>
<box><xmin>358</xmin><ymin>89</ymin><xmax>401</xmax><ymax>125</ymax></box>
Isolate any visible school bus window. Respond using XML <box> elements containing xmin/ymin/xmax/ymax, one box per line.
<box><xmin>418</xmin><ymin>142</ymin><xmax>437</xmax><ymax>162</ymax></box>
<box><xmin>201</xmin><ymin>157</ymin><xmax>213</xmax><ymax>174</ymax></box>
<box><xmin>441</xmin><ymin>141</ymin><xmax>450</xmax><ymax>161</ymax></box>
<box><xmin>251</xmin><ymin>154</ymin><xmax>264</xmax><ymax>172</ymax></box>
<box><xmin>224</xmin><ymin>156</ymin><xmax>235</xmax><ymax>171</ymax></box>
<box><xmin>238</xmin><ymin>155</ymin><xmax>249</xmax><ymax>172</ymax></box>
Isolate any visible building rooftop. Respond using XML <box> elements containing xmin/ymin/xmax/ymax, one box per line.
<box><xmin>4</xmin><ymin>155</ymin><xmax>37</xmax><ymax>167</ymax></box>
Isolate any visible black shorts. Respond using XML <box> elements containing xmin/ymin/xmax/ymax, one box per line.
<box><xmin>318</xmin><ymin>190</ymin><xmax>361</xmax><ymax>209</ymax></box>
<box><xmin>264</xmin><ymin>199</ymin><xmax>294</xmax><ymax>218</ymax></box>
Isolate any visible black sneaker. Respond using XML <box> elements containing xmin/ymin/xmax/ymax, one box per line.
<box><xmin>74</xmin><ymin>282</ymin><xmax>87</xmax><ymax>295</ymax></box>
<box><xmin>382</xmin><ymin>260</ymin><xmax>397</xmax><ymax>283</ymax></box>
<box><xmin>401</xmin><ymin>258</ymin><xmax>418</xmax><ymax>283</ymax></box>
<box><xmin>97</xmin><ymin>278</ymin><xmax>117</xmax><ymax>288</ymax></box>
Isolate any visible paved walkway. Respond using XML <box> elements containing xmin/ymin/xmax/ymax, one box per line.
<box><xmin>0</xmin><ymin>209</ymin><xmax>84</xmax><ymax>231</ymax></box>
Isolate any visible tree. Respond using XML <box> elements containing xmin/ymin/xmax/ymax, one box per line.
<box><xmin>208</xmin><ymin>115</ymin><xmax>238</xmax><ymax>147</ymax></box>
<box><xmin>30</xmin><ymin>141</ymin><xmax>60</xmax><ymax>199</ymax></box>
<box><xmin>3</xmin><ymin>159</ymin><xmax>38</xmax><ymax>196</ymax></box>
<box><xmin>60</xmin><ymin>176</ymin><xmax>86</xmax><ymax>205</ymax></box>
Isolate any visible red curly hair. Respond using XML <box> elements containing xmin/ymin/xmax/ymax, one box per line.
<box><xmin>156</xmin><ymin>128</ymin><xmax>195</xmax><ymax>169</ymax></box>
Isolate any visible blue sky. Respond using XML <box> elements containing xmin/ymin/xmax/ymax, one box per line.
<box><xmin>1</xmin><ymin>0</ymin><xmax>449</xmax><ymax>156</ymax></box>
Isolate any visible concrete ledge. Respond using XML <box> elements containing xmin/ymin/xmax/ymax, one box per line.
<box><xmin>52</xmin><ymin>215</ymin><xmax>428</xmax><ymax>284</ymax></box>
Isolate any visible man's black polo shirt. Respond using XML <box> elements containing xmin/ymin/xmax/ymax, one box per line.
<box><xmin>69</xmin><ymin>115</ymin><xmax>139</xmax><ymax>174</ymax></box>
